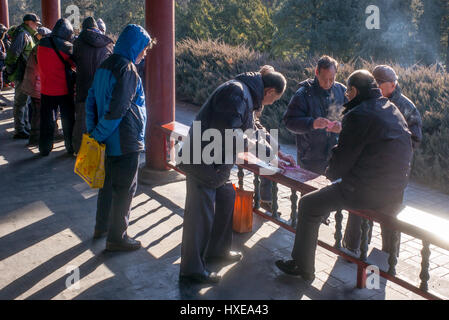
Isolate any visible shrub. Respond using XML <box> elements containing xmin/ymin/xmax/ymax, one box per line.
<box><xmin>176</xmin><ymin>39</ymin><xmax>449</xmax><ymax>193</ymax></box>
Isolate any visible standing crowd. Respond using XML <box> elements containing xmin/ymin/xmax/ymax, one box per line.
<box><xmin>1</xmin><ymin>13</ymin><xmax>424</xmax><ymax>287</ymax></box>
<box><xmin>1</xmin><ymin>14</ymin><xmax>114</xmax><ymax>155</ymax></box>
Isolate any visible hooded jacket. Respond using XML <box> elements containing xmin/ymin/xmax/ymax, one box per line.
<box><xmin>283</xmin><ymin>78</ymin><xmax>347</xmax><ymax>174</ymax></box>
<box><xmin>73</xmin><ymin>17</ymin><xmax>114</xmax><ymax>103</ymax></box>
<box><xmin>178</xmin><ymin>72</ymin><xmax>264</xmax><ymax>188</ymax></box>
<box><xmin>37</xmin><ymin>19</ymin><xmax>75</xmax><ymax>96</ymax></box>
<box><xmin>389</xmin><ymin>85</ymin><xmax>422</xmax><ymax>149</ymax></box>
<box><xmin>326</xmin><ymin>87</ymin><xmax>413</xmax><ymax>208</ymax></box>
<box><xmin>85</xmin><ymin>24</ymin><xmax>150</xmax><ymax>157</ymax></box>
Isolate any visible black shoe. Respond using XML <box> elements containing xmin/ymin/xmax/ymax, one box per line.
<box><xmin>106</xmin><ymin>237</ymin><xmax>141</xmax><ymax>252</ymax></box>
<box><xmin>93</xmin><ymin>229</ymin><xmax>107</xmax><ymax>239</ymax></box>
<box><xmin>206</xmin><ymin>251</ymin><xmax>243</xmax><ymax>263</ymax></box>
<box><xmin>275</xmin><ymin>260</ymin><xmax>315</xmax><ymax>281</ymax></box>
<box><xmin>13</xmin><ymin>132</ymin><xmax>30</xmax><ymax>139</ymax></box>
<box><xmin>179</xmin><ymin>270</ymin><xmax>221</xmax><ymax>284</ymax></box>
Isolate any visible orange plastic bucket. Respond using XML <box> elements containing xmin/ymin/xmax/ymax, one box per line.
<box><xmin>232</xmin><ymin>184</ymin><xmax>254</xmax><ymax>233</ymax></box>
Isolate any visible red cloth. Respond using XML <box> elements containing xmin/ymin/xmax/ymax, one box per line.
<box><xmin>37</xmin><ymin>45</ymin><xmax>75</xmax><ymax>96</ymax></box>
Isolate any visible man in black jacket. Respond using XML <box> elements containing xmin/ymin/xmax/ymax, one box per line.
<box><xmin>341</xmin><ymin>65</ymin><xmax>424</xmax><ymax>255</ymax></box>
<box><xmin>179</xmin><ymin>66</ymin><xmax>288</xmax><ymax>284</ymax></box>
<box><xmin>276</xmin><ymin>70</ymin><xmax>412</xmax><ymax>282</ymax></box>
<box><xmin>283</xmin><ymin>55</ymin><xmax>346</xmax><ymax>175</ymax></box>
<box><xmin>72</xmin><ymin>17</ymin><xmax>114</xmax><ymax>154</ymax></box>
<box><xmin>339</xmin><ymin>69</ymin><xmax>416</xmax><ymax>255</ymax></box>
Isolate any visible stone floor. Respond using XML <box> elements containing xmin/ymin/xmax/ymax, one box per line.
<box><xmin>0</xmin><ymin>92</ymin><xmax>448</xmax><ymax>300</ymax></box>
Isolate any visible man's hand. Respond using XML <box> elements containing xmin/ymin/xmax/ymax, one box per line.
<box><xmin>326</xmin><ymin>121</ymin><xmax>342</xmax><ymax>134</ymax></box>
<box><xmin>279</xmin><ymin>151</ymin><xmax>296</xmax><ymax>167</ymax></box>
<box><xmin>313</xmin><ymin>117</ymin><xmax>330</xmax><ymax>130</ymax></box>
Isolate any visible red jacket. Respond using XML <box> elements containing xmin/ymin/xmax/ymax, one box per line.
<box><xmin>37</xmin><ymin>20</ymin><xmax>75</xmax><ymax>96</ymax></box>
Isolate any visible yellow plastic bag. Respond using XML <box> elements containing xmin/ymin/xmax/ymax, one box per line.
<box><xmin>74</xmin><ymin>134</ymin><xmax>106</xmax><ymax>189</ymax></box>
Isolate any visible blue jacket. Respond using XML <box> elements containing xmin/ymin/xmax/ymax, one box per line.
<box><xmin>85</xmin><ymin>24</ymin><xmax>150</xmax><ymax>156</ymax></box>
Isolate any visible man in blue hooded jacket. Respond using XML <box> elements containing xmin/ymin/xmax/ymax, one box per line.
<box><xmin>85</xmin><ymin>24</ymin><xmax>152</xmax><ymax>251</ymax></box>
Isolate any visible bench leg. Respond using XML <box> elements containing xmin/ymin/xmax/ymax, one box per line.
<box><xmin>357</xmin><ymin>264</ymin><xmax>367</xmax><ymax>289</ymax></box>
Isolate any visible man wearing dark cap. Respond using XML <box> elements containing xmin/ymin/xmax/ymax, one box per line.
<box><xmin>5</xmin><ymin>13</ymin><xmax>41</xmax><ymax>139</ymax></box>
<box><xmin>372</xmin><ymin>65</ymin><xmax>422</xmax><ymax>150</ymax></box>
<box><xmin>276</xmin><ymin>70</ymin><xmax>412</xmax><ymax>282</ymax></box>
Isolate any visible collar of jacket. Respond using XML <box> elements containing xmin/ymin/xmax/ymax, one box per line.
<box><xmin>234</xmin><ymin>72</ymin><xmax>264</xmax><ymax>111</ymax></box>
<box><xmin>389</xmin><ymin>84</ymin><xmax>402</xmax><ymax>102</ymax></box>
<box><xmin>21</xmin><ymin>23</ymin><xmax>37</xmax><ymax>38</ymax></box>
<box><xmin>343</xmin><ymin>87</ymin><xmax>383</xmax><ymax>114</ymax></box>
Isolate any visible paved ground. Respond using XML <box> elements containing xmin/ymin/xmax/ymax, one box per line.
<box><xmin>1</xmin><ymin>91</ymin><xmax>448</xmax><ymax>300</ymax></box>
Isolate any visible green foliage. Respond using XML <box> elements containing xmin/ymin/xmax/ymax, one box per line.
<box><xmin>176</xmin><ymin>38</ymin><xmax>449</xmax><ymax>193</ymax></box>
<box><xmin>272</xmin><ymin>0</ymin><xmax>362</xmax><ymax>60</ymax></box>
<box><xmin>8</xmin><ymin>0</ymin><xmax>143</xmax><ymax>36</ymax></box>
<box><xmin>176</xmin><ymin>0</ymin><xmax>275</xmax><ymax>52</ymax></box>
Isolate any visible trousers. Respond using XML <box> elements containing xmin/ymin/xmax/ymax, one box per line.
<box><xmin>180</xmin><ymin>175</ymin><xmax>236</xmax><ymax>275</ymax></box>
<box><xmin>39</xmin><ymin>94</ymin><xmax>75</xmax><ymax>155</ymax></box>
<box><xmin>13</xmin><ymin>81</ymin><xmax>30</xmax><ymax>134</ymax></box>
<box><xmin>95</xmin><ymin>152</ymin><xmax>140</xmax><ymax>242</ymax></box>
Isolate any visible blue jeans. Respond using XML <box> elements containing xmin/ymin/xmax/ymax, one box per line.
<box><xmin>95</xmin><ymin>152</ymin><xmax>140</xmax><ymax>242</ymax></box>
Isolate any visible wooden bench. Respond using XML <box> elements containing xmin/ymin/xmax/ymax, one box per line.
<box><xmin>157</xmin><ymin>121</ymin><xmax>449</xmax><ymax>300</ymax></box>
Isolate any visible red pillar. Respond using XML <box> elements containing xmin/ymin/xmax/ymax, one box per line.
<box><xmin>0</xmin><ymin>0</ymin><xmax>9</xmax><ymax>28</ymax></box>
<box><xmin>41</xmin><ymin>0</ymin><xmax>61</xmax><ymax>29</ymax></box>
<box><xmin>145</xmin><ymin>0</ymin><xmax>175</xmax><ymax>171</ymax></box>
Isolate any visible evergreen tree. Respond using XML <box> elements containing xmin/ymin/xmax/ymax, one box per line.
<box><xmin>414</xmin><ymin>0</ymin><xmax>445</xmax><ymax>65</ymax></box>
<box><xmin>176</xmin><ymin>0</ymin><xmax>275</xmax><ymax>52</ymax></box>
<box><xmin>356</xmin><ymin>0</ymin><xmax>417</xmax><ymax>64</ymax></box>
<box><xmin>272</xmin><ymin>0</ymin><xmax>362</xmax><ymax>60</ymax></box>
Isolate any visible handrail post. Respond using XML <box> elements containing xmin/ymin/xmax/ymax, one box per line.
<box><xmin>253</xmin><ymin>174</ymin><xmax>260</xmax><ymax>209</ymax></box>
<box><xmin>388</xmin><ymin>230</ymin><xmax>400</xmax><ymax>275</ymax></box>
<box><xmin>290</xmin><ymin>189</ymin><xmax>298</xmax><ymax>228</ymax></box>
<box><xmin>419</xmin><ymin>240</ymin><xmax>431</xmax><ymax>291</ymax></box>
<box><xmin>359</xmin><ymin>218</ymin><xmax>369</xmax><ymax>261</ymax></box>
<box><xmin>334</xmin><ymin>209</ymin><xmax>343</xmax><ymax>249</ymax></box>
<box><xmin>271</xmin><ymin>182</ymin><xmax>279</xmax><ymax>219</ymax></box>
<box><xmin>238</xmin><ymin>167</ymin><xmax>244</xmax><ymax>190</ymax></box>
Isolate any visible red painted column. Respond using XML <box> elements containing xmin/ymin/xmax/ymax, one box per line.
<box><xmin>0</xmin><ymin>0</ymin><xmax>9</xmax><ymax>28</ymax></box>
<box><xmin>145</xmin><ymin>0</ymin><xmax>175</xmax><ymax>171</ymax></box>
<box><xmin>41</xmin><ymin>0</ymin><xmax>61</xmax><ymax>29</ymax></box>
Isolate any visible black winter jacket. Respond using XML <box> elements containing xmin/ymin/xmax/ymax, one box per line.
<box><xmin>283</xmin><ymin>78</ymin><xmax>346</xmax><ymax>174</ymax></box>
<box><xmin>326</xmin><ymin>88</ymin><xmax>413</xmax><ymax>209</ymax></box>
<box><xmin>389</xmin><ymin>85</ymin><xmax>422</xmax><ymax>149</ymax></box>
<box><xmin>179</xmin><ymin>72</ymin><xmax>264</xmax><ymax>188</ymax></box>
<box><xmin>73</xmin><ymin>29</ymin><xmax>114</xmax><ymax>102</ymax></box>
